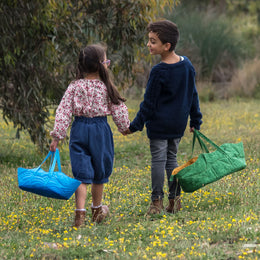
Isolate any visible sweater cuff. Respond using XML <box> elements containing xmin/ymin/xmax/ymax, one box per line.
<box><xmin>190</xmin><ymin>123</ymin><xmax>201</xmax><ymax>130</ymax></box>
<box><xmin>129</xmin><ymin>123</ymin><xmax>138</xmax><ymax>133</ymax></box>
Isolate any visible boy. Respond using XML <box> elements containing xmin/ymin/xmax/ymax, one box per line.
<box><xmin>123</xmin><ymin>20</ymin><xmax>202</xmax><ymax>214</ymax></box>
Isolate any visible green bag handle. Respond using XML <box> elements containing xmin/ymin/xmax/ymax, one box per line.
<box><xmin>192</xmin><ymin>130</ymin><xmax>209</xmax><ymax>155</ymax></box>
<box><xmin>192</xmin><ymin>129</ymin><xmax>226</xmax><ymax>156</ymax></box>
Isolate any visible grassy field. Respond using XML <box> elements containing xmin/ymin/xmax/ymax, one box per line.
<box><xmin>0</xmin><ymin>99</ymin><xmax>259</xmax><ymax>260</ymax></box>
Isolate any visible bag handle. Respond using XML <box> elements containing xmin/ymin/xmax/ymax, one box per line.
<box><xmin>49</xmin><ymin>149</ymin><xmax>62</xmax><ymax>173</ymax></box>
<box><xmin>36</xmin><ymin>151</ymin><xmax>54</xmax><ymax>171</ymax></box>
<box><xmin>36</xmin><ymin>149</ymin><xmax>62</xmax><ymax>173</ymax></box>
<box><xmin>192</xmin><ymin>130</ymin><xmax>209</xmax><ymax>155</ymax></box>
<box><xmin>192</xmin><ymin>129</ymin><xmax>226</xmax><ymax>155</ymax></box>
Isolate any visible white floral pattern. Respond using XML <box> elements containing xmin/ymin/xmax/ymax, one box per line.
<box><xmin>50</xmin><ymin>79</ymin><xmax>130</xmax><ymax>140</ymax></box>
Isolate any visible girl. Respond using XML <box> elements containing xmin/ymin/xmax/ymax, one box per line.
<box><xmin>50</xmin><ymin>44</ymin><xmax>130</xmax><ymax>227</ymax></box>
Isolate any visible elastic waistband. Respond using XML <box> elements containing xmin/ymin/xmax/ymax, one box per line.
<box><xmin>74</xmin><ymin>116</ymin><xmax>107</xmax><ymax>123</ymax></box>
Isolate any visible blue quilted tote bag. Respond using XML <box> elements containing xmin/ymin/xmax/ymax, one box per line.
<box><xmin>17</xmin><ymin>149</ymin><xmax>81</xmax><ymax>200</ymax></box>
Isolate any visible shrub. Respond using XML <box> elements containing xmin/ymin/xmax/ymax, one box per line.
<box><xmin>229</xmin><ymin>58</ymin><xmax>260</xmax><ymax>98</ymax></box>
<box><xmin>167</xmin><ymin>7</ymin><xmax>248</xmax><ymax>82</ymax></box>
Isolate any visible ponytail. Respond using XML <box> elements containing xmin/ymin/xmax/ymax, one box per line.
<box><xmin>99</xmin><ymin>63</ymin><xmax>126</xmax><ymax>104</ymax></box>
<box><xmin>76</xmin><ymin>50</ymin><xmax>84</xmax><ymax>79</ymax></box>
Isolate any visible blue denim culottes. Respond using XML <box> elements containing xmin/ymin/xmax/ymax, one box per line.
<box><xmin>69</xmin><ymin>116</ymin><xmax>114</xmax><ymax>184</ymax></box>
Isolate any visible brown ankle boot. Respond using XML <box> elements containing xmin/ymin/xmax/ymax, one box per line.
<box><xmin>74</xmin><ymin>210</ymin><xmax>86</xmax><ymax>228</ymax></box>
<box><xmin>91</xmin><ymin>205</ymin><xmax>109</xmax><ymax>223</ymax></box>
<box><xmin>147</xmin><ymin>199</ymin><xmax>164</xmax><ymax>215</ymax></box>
<box><xmin>166</xmin><ymin>196</ymin><xmax>181</xmax><ymax>213</ymax></box>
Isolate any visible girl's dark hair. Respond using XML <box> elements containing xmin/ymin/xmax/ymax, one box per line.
<box><xmin>147</xmin><ymin>20</ymin><xmax>179</xmax><ymax>51</ymax></box>
<box><xmin>76</xmin><ymin>44</ymin><xmax>126</xmax><ymax>104</ymax></box>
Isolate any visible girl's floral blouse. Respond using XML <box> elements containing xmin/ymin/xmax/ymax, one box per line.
<box><xmin>50</xmin><ymin>79</ymin><xmax>130</xmax><ymax>140</ymax></box>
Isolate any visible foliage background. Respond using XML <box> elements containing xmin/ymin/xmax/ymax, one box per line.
<box><xmin>1</xmin><ymin>0</ymin><xmax>260</xmax><ymax>149</ymax></box>
<box><xmin>0</xmin><ymin>0</ymin><xmax>179</xmax><ymax>149</ymax></box>
<box><xmin>0</xmin><ymin>1</ymin><xmax>259</xmax><ymax>258</ymax></box>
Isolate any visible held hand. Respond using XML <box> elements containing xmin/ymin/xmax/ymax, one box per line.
<box><xmin>122</xmin><ymin>128</ymin><xmax>132</xmax><ymax>136</ymax></box>
<box><xmin>50</xmin><ymin>139</ymin><xmax>59</xmax><ymax>152</ymax></box>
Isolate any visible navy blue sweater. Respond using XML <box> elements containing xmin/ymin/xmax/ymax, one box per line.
<box><xmin>129</xmin><ymin>56</ymin><xmax>202</xmax><ymax>139</ymax></box>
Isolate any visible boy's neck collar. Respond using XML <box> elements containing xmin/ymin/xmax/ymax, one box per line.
<box><xmin>161</xmin><ymin>51</ymin><xmax>180</xmax><ymax>64</ymax></box>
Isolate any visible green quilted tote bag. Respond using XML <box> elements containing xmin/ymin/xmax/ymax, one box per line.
<box><xmin>170</xmin><ymin>129</ymin><xmax>246</xmax><ymax>193</ymax></box>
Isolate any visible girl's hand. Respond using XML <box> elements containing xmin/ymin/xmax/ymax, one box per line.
<box><xmin>50</xmin><ymin>139</ymin><xmax>59</xmax><ymax>152</ymax></box>
<box><xmin>190</xmin><ymin>127</ymin><xmax>195</xmax><ymax>133</ymax></box>
<box><xmin>122</xmin><ymin>128</ymin><xmax>132</xmax><ymax>136</ymax></box>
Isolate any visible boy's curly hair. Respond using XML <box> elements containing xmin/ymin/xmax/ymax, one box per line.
<box><xmin>147</xmin><ymin>20</ymin><xmax>179</xmax><ymax>51</ymax></box>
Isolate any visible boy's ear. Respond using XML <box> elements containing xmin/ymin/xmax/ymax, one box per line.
<box><xmin>164</xmin><ymin>42</ymin><xmax>171</xmax><ymax>51</ymax></box>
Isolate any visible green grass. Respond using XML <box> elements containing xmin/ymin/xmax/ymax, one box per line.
<box><xmin>0</xmin><ymin>99</ymin><xmax>259</xmax><ymax>259</ymax></box>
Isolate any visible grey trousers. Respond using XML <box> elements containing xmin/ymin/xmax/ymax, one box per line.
<box><xmin>150</xmin><ymin>138</ymin><xmax>181</xmax><ymax>201</ymax></box>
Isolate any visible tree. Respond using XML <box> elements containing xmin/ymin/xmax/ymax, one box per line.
<box><xmin>0</xmin><ymin>0</ymin><xmax>179</xmax><ymax>150</ymax></box>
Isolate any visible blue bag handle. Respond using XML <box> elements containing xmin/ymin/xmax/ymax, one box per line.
<box><xmin>49</xmin><ymin>149</ymin><xmax>62</xmax><ymax>173</ymax></box>
<box><xmin>36</xmin><ymin>151</ymin><xmax>53</xmax><ymax>171</ymax></box>
<box><xmin>36</xmin><ymin>149</ymin><xmax>62</xmax><ymax>173</ymax></box>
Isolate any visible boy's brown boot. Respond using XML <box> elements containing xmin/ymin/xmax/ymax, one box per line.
<box><xmin>74</xmin><ymin>210</ymin><xmax>86</xmax><ymax>228</ymax></box>
<box><xmin>166</xmin><ymin>196</ymin><xmax>181</xmax><ymax>213</ymax></box>
<box><xmin>91</xmin><ymin>205</ymin><xmax>109</xmax><ymax>223</ymax></box>
<box><xmin>147</xmin><ymin>199</ymin><xmax>164</xmax><ymax>215</ymax></box>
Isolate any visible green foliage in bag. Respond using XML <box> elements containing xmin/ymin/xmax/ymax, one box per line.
<box><xmin>170</xmin><ymin>130</ymin><xmax>247</xmax><ymax>193</ymax></box>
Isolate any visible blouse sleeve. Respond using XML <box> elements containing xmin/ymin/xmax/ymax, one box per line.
<box><xmin>50</xmin><ymin>84</ymin><xmax>75</xmax><ymax>140</ymax></box>
<box><xmin>110</xmin><ymin>101</ymin><xmax>130</xmax><ymax>133</ymax></box>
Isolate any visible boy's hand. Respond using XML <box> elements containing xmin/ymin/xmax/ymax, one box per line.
<box><xmin>190</xmin><ymin>127</ymin><xmax>195</xmax><ymax>133</ymax></box>
<box><xmin>122</xmin><ymin>128</ymin><xmax>132</xmax><ymax>136</ymax></box>
<box><xmin>50</xmin><ymin>139</ymin><xmax>59</xmax><ymax>152</ymax></box>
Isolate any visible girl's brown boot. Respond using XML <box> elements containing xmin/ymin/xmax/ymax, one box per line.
<box><xmin>166</xmin><ymin>196</ymin><xmax>181</xmax><ymax>213</ymax></box>
<box><xmin>74</xmin><ymin>210</ymin><xmax>86</xmax><ymax>228</ymax></box>
<box><xmin>91</xmin><ymin>205</ymin><xmax>109</xmax><ymax>223</ymax></box>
